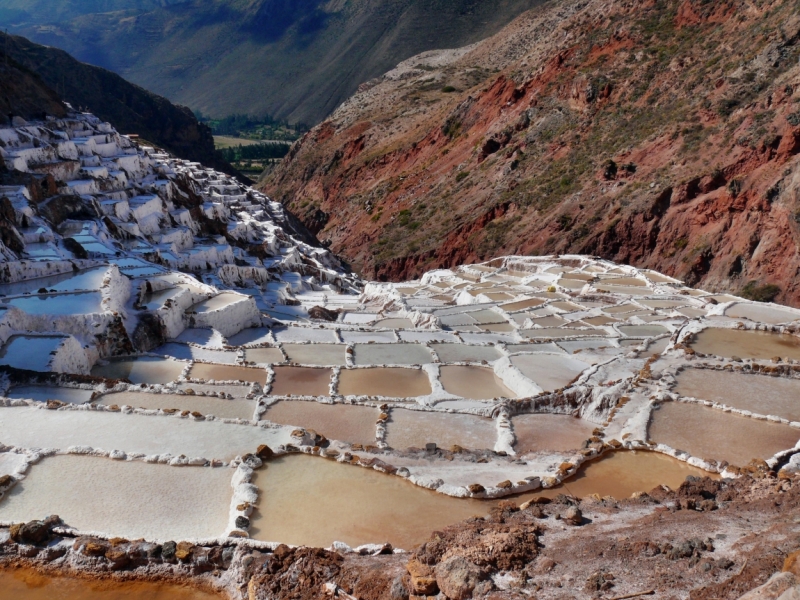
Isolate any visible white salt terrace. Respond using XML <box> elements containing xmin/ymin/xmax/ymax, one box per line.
<box><xmin>2</xmin><ymin>113</ymin><xmax>800</xmax><ymax>549</ymax></box>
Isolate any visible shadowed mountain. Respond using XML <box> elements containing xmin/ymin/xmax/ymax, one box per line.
<box><xmin>0</xmin><ymin>0</ymin><xmax>542</xmax><ymax>124</ymax></box>
<box><xmin>0</xmin><ymin>32</ymin><xmax>244</xmax><ymax>180</ymax></box>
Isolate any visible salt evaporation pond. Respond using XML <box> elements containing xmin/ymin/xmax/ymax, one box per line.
<box><xmin>0</xmin><ymin>455</ymin><xmax>232</xmax><ymax>541</ymax></box>
<box><xmin>439</xmin><ymin>366</ymin><xmax>516</xmax><ymax>399</ymax></box>
<box><xmin>270</xmin><ymin>367</ymin><xmax>331</xmax><ymax>396</ymax></box>
<box><xmin>188</xmin><ymin>292</ymin><xmax>243</xmax><ymax>313</ymax></box>
<box><xmin>250</xmin><ymin>455</ymin><xmax>499</xmax><ymax>548</ymax></box>
<box><xmin>3</xmin><ymin>292</ymin><xmax>103</xmax><ymax>315</ymax></box>
<box><xmin>0</xmin><ymin>266</ymin><xmax>108</xmax><ymax>297</ymax></box>
<box><xmin>690</xmin><ymin>328</ymin><xmax>800</xmax><ymax>361</ymax></box>
<box><xmin>282</xmin><ymin>343</ymin><xmax>347</xmax><ymax>366</ymax></box>
<box><xmin>0</xmin><ymin>336</ymin><xmax>65</xmax><ymax>372</ymax></box>
<box><xmin>0</xmin><ymin>407</ymin><xmax>278</xmax><ymax>461</ymax></box>
<box><xmin>510</xmin><ymin>353</ymin><xmax>590</xmax><ymax>391</ymax></box>
<box><xmin>374</xmin><ymin>318</ymin><xmax>415</xmax><ymax>329</ymax></box>
<box><xmin>0</xmin><ymin>569</ymin><xmax>221</xmax><ymax>600</ymax></box>
<box><xmin>98</xmin><ymin>392</ymin><xmax>256</xmax><ymax>420</ymax></box>
<box><xmin>155</xmin><ymin>343</ymin><xmax>238</xmax><ymax>364</ymax></box>
<box><xmin>648</xmin><ymin>402</ymin><xmax>800</xmax><ymax>465</ymax></box>
<box><xmin>352</xmin><ymin>343</ymin><xmax>433</xmax><ymax>365</ymax></box>
<box><xmin>432</xmin><ymin>344</ymin><xmax>503</xmax><ymax>363</ymax></box>
<box><xmin>189</xmin><ymin>363</ymin><xmax>267</xmax><ymax>385</ymax></box>
<box><xmin>91</xmin><ymin>357</ymin><xmax>185</xmax><ymax>384</ymax></box>
<box><xmin>250</xmin><ymin>451</ymin><xmax>715</xmax><ymax>548</ymax></box>
<box><xmin>725</xmin><ymin>303</ymin><xmax>800</xmax><ymax>324</ymax></box>
<box><xmin>338</xmin><ymin>368</ymin><xmax>432</xmax><ymax>398</ymax></box>
<box><xmin>243</xmin><ymin>347</ymin><xmax>285</xmax><ymax>364</ymax></box>
<box><xmin>262</xmin><ymin>401</ymin><xmax>378</xmax><ymax>445</ymax></box>
<box><xmin>7</xmin><ymin>385</ymin><xmax>93</xmax><ymax>404</ymax></box>
<box><xmin>618</xmin><ymin>324</ymin><xmax>669</xmax><ymax>337</ymax></box>
<box><xmin>674</xmin><ymin>368</ymin><xmax>800</xmax><ymax>421</ymax></box>
<box><xmin>385</xmin><ymin>410</ymin><xmax>496</xmax><ymax>450</ymax></box>
<box><xmin>512</xmin><ymin>413</ymin><xmax>595</xmax><ymax>454</ymax></box>
<box><xmin>537</xmin><ymin>451</ymin><xmax>718</xmax><ymax>499</ymax></box>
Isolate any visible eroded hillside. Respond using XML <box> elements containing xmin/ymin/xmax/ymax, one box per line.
<box><xmin>264</xmin><ymin>0</ymin><xmax>800</xmax><ymax>306</ymax></box>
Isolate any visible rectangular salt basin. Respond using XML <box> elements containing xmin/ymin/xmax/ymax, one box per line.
<box><xmin>618</xmin><ymin>324</ymin><xmax>669</xmax><ymax>337</ymax></box>
<box><xmin>3</xmin><ymin>292</ymin><xmax>103</xmax><ymax>315</ymax></box>
<box><xmin>674</xmin><ymin>368</ymin><xmax>800</xmax><ymax>421</ymax></box>
<box><xmin>340</xmin><ymin>330</ymin><xmax>398</xmax><ymax>343</ymax></box>
<box><xmin>385</xmin><ymin>409</ymin><xmax>497</xmax><ymax>450</ymax></box>
<box><xmin>648</xmin><ymin>401</ymin><xmax>800</xmax><ymax>466</ymax></box>
<box><xmin>500</xmin><ymin>298</ymin><xmax>546</xmax><ymax>312</ymax></box>
<box><xmin>155</xmin><ymin>343</ymin><xmax>238</xmax><ymax>364</ymax></box>
<box><xmin>7</xmin><ymin>385</ymin><xmax>93</xmax><ymax>404</ymax></box>
<box><xmin>352</xmin><ymin>343</ymin><xmax>433</xmax><ymax>365</ymax></box>
<box><xmin>262</xmin><ymin>401</ymin><xmax>378</xmax><ymax>445</ymax></box>
<box><xmin>690</xmin><ymin>328</ymin><xmax>800</xmax><ymax>361</ymax></box>
<box><xmin>725</xmin><ymin>303</ymin><xmax>800</xmax><ymax>324</ymax></box>
<box><xmin>228</xmin><ymin>327</ymin><xmax>275</xmax><ymax>346</ymax></box>
<box><xmin>250</xmin><ymin>455</ymin><xmax>503</xmax><ymax>549</ymax></box>
<box><xmin>0</xmin><ymin>266</ymin><xmax>108</xmax><ymax>296</ymax></box>
<box><xmin>98</xmin><ymin>391</ymin><xmax>256</xmax><ymax>420</ymax></box>
<box><xmin>272</xmin><ymin>327</ymin><xmax>337</xmax><ymax>343</ymax></box>
<box><xmin>512</xmin><ymin>413</ymin><xmax>595</xmax><ymax>454</ymax></box>
<box><xmin>188</xmin><ymin>292</ymin><xmax>244</xmax><ymax>313</ymax></box>
<box><xmin>432</xmin><ymin>344</ymin><xmax>503</xmax><ymax>363</ymax></box>
<box><xmin>270</xmin><ymin>367</ymin><xmax>331</xmax><ymax>396</ymax></box>
<box><xmin>190</xmin><ymin>363</ymin><xmax>267</xmax><ymax>385</ymax></box>
<box><xmin>282</xmin><ymin>344</ymin><xmax>347</xmax><ymax>366</ymax></box>
<box><xmin>338</xmin><ymin>368</ymin><xmax>432</xmax><ymax>398</ymax></box>
<box><xmin>0</xmin><ymin>336</ymin><xmax>65</xmax><ymax>372</ymax></box>
<box><xmin>520</xmin><ymin>328</ymin><xmax>605</xmax><ymax>340</ymax></box>
<box><xmin>0</xmin><ymin>455</ymin><xmax>232</xmax><ymax>542</ymax></box>
<box><xmin>505</xmin><ymin>343</ymin><xmax>564</xmax><ymax>354</ymax></box>
<box><xmin>399</xmin><ymin>331</ymin><xmax>460</xmax><ymax>343</ymax></box>
<box><xmin>373</xmin><ymin>318</ymin><xmax>415</xmax><ymax>329</ymax></box>
<box><xmin>0</xmin><ymin>406</ymin><xmax>282</xmax><ymax>461</ymax></box>
<box><xmin>243</xmin><ymin>347</ymin><xmax>286</xmax><ymax>364</ymax></box>
<box><xmin>511</xmin><ymin>354</ymin><xmax>591</xmax><ymax>392</ymax></box>
<box><xmin>92</xmin><ymin>357</ymin><xmax>185</xmax><ymax>384</ymax></box>
<box><xmin>440</xmin><ymin>366</ymin><xmax>516</xmax><ymax>400</ymax></box>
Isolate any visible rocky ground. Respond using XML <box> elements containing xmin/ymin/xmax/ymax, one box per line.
<box><xmin>264</xmin><ymin>0</ymin><xmax>800</xmax><ymax>306</ymax></box>
<box><xmin>1</xmin><ymin>471</ymin><xmax>798</xmax><ymax>600</ymax></box>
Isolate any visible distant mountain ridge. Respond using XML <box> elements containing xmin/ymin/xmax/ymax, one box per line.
<box><xmin>0</xmin><ymin>0</ymin><xmax>542</xmax><ymax>125</ymax></box>
<box><xmin>0</xmin><ymin>32</ymin><xmax>243</xmax><ymax>180</ymax></box>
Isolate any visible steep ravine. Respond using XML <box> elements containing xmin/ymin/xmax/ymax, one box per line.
<box><xmin>263</xmin><ymin>0</ymin><xmax>800</xmax><ymax>306</ymax></box>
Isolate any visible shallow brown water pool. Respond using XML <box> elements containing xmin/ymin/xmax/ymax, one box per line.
<box><xmin>0</xmin><ymin>569</ymin><xmax>221</xmax><ymax>600</ymax></box>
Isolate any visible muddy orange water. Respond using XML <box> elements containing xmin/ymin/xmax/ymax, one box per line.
<box><xmin>0</xmin><ymin>569</ymin><xmax>221</xmax><ymax>600</ymax></box>
<box><xmin>690</xmin><ymin>328</ymin><xmax>800</xmax><ymax>361</ymax></box>
<box><xmin>250</xmin><ymin>451</ymin><xmax>714</xmax><ymax>549</ymax></box>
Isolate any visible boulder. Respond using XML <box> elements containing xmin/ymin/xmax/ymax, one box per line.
<box><xmin>434</xmin><ymin>556</ymin><xmax>483</xmax><ymax>600</ymax></box>
<box><xmin>563</xmin><ymin>506</ymin><xmax>583</xmax><ymax>526</ymax></box>
<box><xmin>176</xmin><ymin>541</ymin><xmax>195</xmax><ymax>562</ymax></box>
<box><xmin>407</xmin><ymin>558</ymin><xmax>439</xmax><ymax>596</ymax></box>
<box><xmin>161</xmin><ymin>540</ymin><xmax>177</xmax><ymax>561</ymax></box>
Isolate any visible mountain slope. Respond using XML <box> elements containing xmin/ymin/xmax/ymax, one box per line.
<box><xmin>0</xmin><ymin>58</ymin><xmax>66</xmax><ymax>124</ymax></box>
<box><xmin>0</xmin><ymin>32</ymin><xmax>241</xmax><ymax>179</ymax></box>
<box><xmin>0</xmin><ymin>0</ymin><xmax>542</xmax><ymax>124</ymax></box>
<box><xmin>263</xmin><ymin>0</ymin><xmax>800</xmax><ymax>306</ymax></box>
